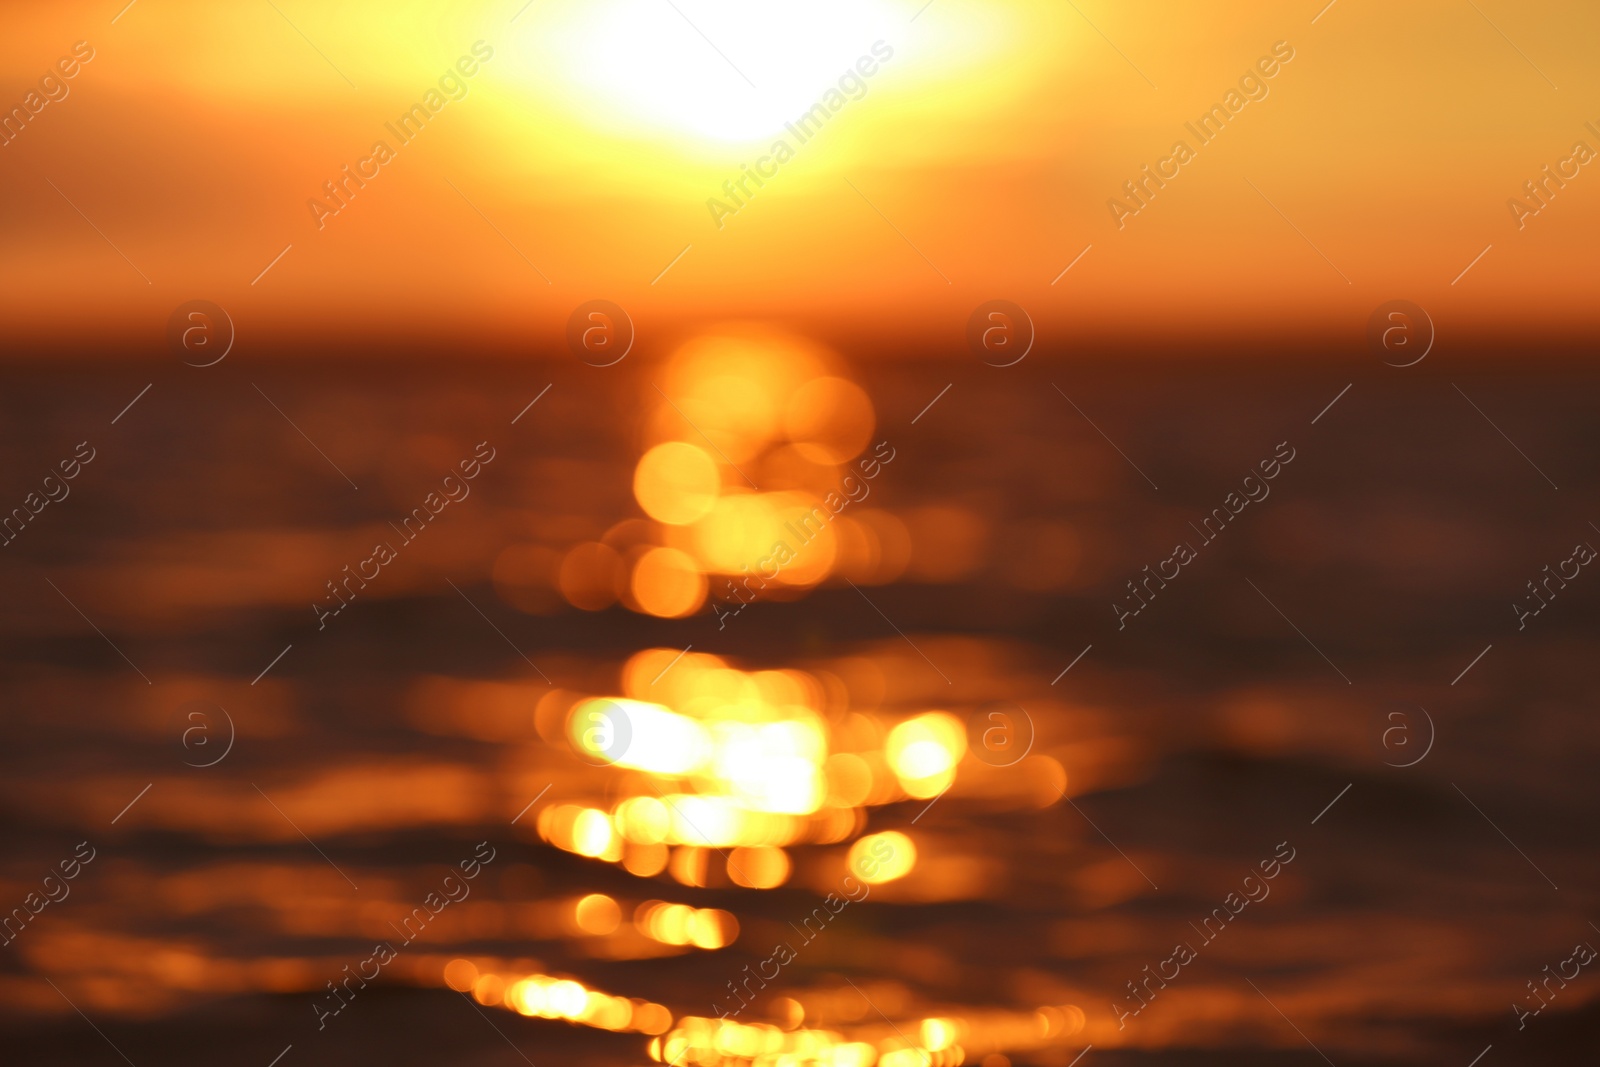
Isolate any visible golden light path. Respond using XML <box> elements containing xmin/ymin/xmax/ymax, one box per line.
<box><xmin>446</xmin><ymin>637</ymin><xmax>1078</xmax><ymax>1064</ymax></box>
<box><xmin>485</xmin><ymin>325</ymin><xmax>1085</xmax><ymax>619</ymax></box>
<box><xmin>507</xmin><ymin>326</ymin><xmax>916</xmax><ymax>620</ymax></box>
<box><xmin>542</xmin><ymin>649</ymin><xmax>990</xmax><ymax>868</ymax></box>
<box><xmin>445</xmin><ymin>945</ymin><xmax>1087</xmax><ymax>1066</ymax></box>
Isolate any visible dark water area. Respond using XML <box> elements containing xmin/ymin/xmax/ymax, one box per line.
<box><xmin>1</xmin><ymin>344</ymin><xmax>1597</xmax><ymax>1065</ymax></box>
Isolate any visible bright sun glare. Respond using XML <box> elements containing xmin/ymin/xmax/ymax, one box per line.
<box><xmin>547</xmin><ymin>0</ymin><xmax>908</xmax><ymax>142</ymax></box>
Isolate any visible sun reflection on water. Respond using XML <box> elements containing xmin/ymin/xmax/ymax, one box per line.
<box><xmin>539</xmin><ymin>647</ymin><xmax>986</xmax><ymax>886</ymax></box>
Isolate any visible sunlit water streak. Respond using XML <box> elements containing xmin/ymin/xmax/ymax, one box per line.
<box><xmin>2</xmin><ymin>343</ymin><xmax>1598</xmax><ymax>1065</ymax></box>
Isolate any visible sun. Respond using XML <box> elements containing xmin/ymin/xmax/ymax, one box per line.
<box><xmin>535</xmin><ymin>0</ymin><xmax>908</xmax><ymax>143</ymax></box>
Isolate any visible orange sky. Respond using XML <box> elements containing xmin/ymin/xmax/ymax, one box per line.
<box><xmin>1</xmin><ymin>0</ymin><xmax>1597</xmax><ymax>353</ymax></box>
